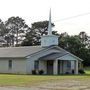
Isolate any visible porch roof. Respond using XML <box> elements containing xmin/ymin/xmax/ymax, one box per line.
<box><xmin>38</xmin><ymin>52</ymin><xmax>68</xmax><ymax>60</ymax></box>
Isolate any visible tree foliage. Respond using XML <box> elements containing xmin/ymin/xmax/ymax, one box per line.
<box><xmin>21</xmin><ymin>21</ymin><xmax>57</xmax><ymax>46</ymax></box>
<box><xmin>0</xmin><ymin>19</ymin><xmax>8</xmax><ymax>36</ymax></box>
<box><xmin>5</xmin><ymin>16</ymin><xmax>30</xmax><ymax>46</ymax></box>
<box><xmin>59</xmin><ymin>34</ymin><xmax>90</xmax><ymax>66</ymax></box>
<box><xmin>0</xmin><ymin>17</ymin><xmax>89</xmax><ymax>66</ymax></box>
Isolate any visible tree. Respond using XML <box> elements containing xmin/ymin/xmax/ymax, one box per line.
<box><xmin>21</xmin><ymin>21</ymin><xmax>57</xmax><ymax>46</ymax></box>
<box><xmin>79</xmin><ymin>47</ymin><xmax>90</xmax><ymax>66</ymax></box>
<box><xmin>5</xmin><ymin>16</ymin><xmax>30</xmax><ymax>46</ymax></box>
<box><xmin>59</xmin><ymin>35</ymin><xmax>84</xmax><ymax>55</ymax></box>
<box><xmin>0</xmin><ymin>19</ymin><xmax>8</xmax><ymax>47</ymax></box>
<box><xmin>59</xmin><ymin>34</ymin><xmax>90</xmax><ymax>66</ymax></box>
<box><xmin>0</xmin><ymin>19</ymin><xmax>8</xmax><ymax>36</ymax></box>
<box><xmin>79</xmin><ymin>31</ymin><xmax>88</xmax><ymax>45</ymax></box>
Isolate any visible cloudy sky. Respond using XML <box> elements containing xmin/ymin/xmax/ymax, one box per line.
<box><xmin>0</xmin><ymin>0</ymin><xmax>90</xmax><ymax>35</ymax></box>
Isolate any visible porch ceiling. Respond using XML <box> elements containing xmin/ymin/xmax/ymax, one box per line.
<box><xmin>38</xmin><ymin>52</ymin><xmax>68</xmax><ymax>61</ymax></box>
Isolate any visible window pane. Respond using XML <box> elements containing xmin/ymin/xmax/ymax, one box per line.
<box><xmin>9</xmin><ymin>60</ymin><xmax>12</xmax><ymax>69</ymax></box>
<box><xmin>67</xmin><ymin>61</ymin><xmax>71</xmax><ymax>68</ymax></box>
<box><xmin>34</xmin><ymin>61</ymin><xmax>39</xmax><ymax>70</ymax></box>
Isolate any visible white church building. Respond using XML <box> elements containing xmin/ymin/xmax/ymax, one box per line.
<box><xmin>0</xmin><ymin>11</ymin><xmax>83</xmax><ymax>75</ymax></box>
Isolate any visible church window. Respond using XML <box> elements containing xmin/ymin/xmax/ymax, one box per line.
<box><xmin>8</xmin><ymin>60</ymin><xmax>12</xmax><ymax>69</ymax></box>
<box><xmin>67</xmin><ymin>61</ymin><xmax>71</xmax><ymax>68</ymax></box>
<box><xmin>34</xmin><ymin>61</ymin><xmax>39</xmax><ymax>70</ymax></box>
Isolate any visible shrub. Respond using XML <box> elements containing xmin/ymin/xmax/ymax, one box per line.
<box><xmin>65</xmin><ymin>72</ymin><xmax>70</xmax><ymax>74</ymax></box>
<box><xmin>72</xmin><ymin>69</ymin><xmax>74</xmax><ymax>74</ymax></box>
<box><xmin>38</xmin><ymin>70</ymin><xmax>44</xmax><ymax>75</ymax></box>
<box><xmin>32</xmin><ymin>70</ymin><xmax>36</xmax><ymax>75</ymax></box>
<box><xmin>78</xmin><ymin>69</ymin><xmax>85</xmax><ymax>74</ymax></box>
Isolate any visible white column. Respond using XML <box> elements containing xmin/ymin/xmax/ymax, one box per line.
<box><xmin>71</xmin><ymin>61</ymin><xmax>74</xmax><ymax>70</ymax></box>
<box><xmin>75</xmin><ymin>60</ymin><xmax>78</xmax><ymax>74</ymax></box>
<box><xmin>53</xmin><ymin>60</ymin><xmax>58</xmax><ymax>75</ymax></box>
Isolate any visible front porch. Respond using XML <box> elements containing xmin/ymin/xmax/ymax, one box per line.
<box><xmin>37</xmin><ymin>59</ymin><xmax>79</xmax><ymax>75</ymax></box>
<box><xmin>33</xmin><ymin>52</ymin><xmax>83</xmax><ymax>75</ymax></box>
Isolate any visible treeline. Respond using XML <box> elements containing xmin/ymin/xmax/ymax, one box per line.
<box><xmin>0</xmin><ymin>16</ymin><xmax>90</xmax><ymax>66</ymax></box>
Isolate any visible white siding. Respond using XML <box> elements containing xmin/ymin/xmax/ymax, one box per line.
<box><xmin>26</xmin><ymin>48</ymin><xmax>61</xmax><ymax>74</ymax></box>
<box><xmin>0</xmin><ymin>59</ymin><xmax>8</xmax><ymax>73</ymax></box>
<box><xmin>12</xmin><ymin>58</ymin><xmax>26</xmax><ymax>74</ymax></box>
<box><xmin>0</xmin><ymin>58</ymin><xmax>26</xmax><ymax>74</ymax></box>
<box><xmin>41</xmin><ymin>35</ymin><xmax>58</xmax><ymax>47</ymax></box>
<box><xmin>26</xmin><ymin>58</ymin><xmax>34</xmax><ymax>74</ymax></box>
<box><xmin>58</xmin><ymin>54</ymin><xmax>77</xmax><ymax>61</ymax></box>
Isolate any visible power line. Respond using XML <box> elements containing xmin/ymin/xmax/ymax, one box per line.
<box><xmin>54</xmin><ymin>12</ymin><xmax>90</xmax><ymax>22</ymax></box>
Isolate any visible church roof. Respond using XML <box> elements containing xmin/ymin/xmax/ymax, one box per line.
<box><xmin>39</xmin><ymin>52</ymin><xmax>68</xmax><ymax>60</ymax></box>
<box><xmin>0</xmin><ymin>46</ymin><xmax>45</xmax><ymax>58</ymax></box>
<box><xmin>0</xmin><ymin>45</ymin><xmax>83</xmax><ymax>61</ymax></box>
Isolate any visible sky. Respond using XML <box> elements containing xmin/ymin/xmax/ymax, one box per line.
<box><xmin>0</xmin><ymin>0</ymin><xmax>90</xmax><ymax>35</ymax></box>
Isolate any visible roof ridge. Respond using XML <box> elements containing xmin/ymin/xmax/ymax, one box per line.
<box><xmin>0</xmin><ymin>46</ymin><xmax>42</xmax><ymax>49</ymax></box>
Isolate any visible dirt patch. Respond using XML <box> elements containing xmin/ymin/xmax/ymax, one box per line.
<box><xmin>32</xmin><ymin>79</ymin><xmax>90</xmax><ymax>90</ymax></box>
<box><xmin>0</xmin><ymin>79</ymin><xmax>90</xmax><ymax>90</ymax></box>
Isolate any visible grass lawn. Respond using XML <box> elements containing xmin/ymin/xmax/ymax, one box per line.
<box><xmin>0</xmin><ymin>68</ymin><xmax>89</xmax><ymax>90</ymax></box>
<box><xmin>85</xmin><ymin>67</ymin><xmax>90</xmax><ymax>74</ymax></box>
<box><xmin>0</xmin><ymin>72</ymin><xmax>89</xmax><ymax>87</ymax></box>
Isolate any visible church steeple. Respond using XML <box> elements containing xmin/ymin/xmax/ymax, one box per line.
<box><xmin>48</xmin><ymin>9</ymin><xmax>52</xmax><ymax>35</ymax></box>
<box><xmin>41</xmin><ymin>9</ymin><xmax>58</xmax><ymax>47</ymax></box>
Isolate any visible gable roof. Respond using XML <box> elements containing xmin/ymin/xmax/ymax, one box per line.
<box><xmin>39</xmin><ymin>52</ymin><xmax>68</xmax><ymax>60</ymax></box>
<box><xmin>38</xmin><ymin>52</ymin><xmax>83</xmax><ymax>61</ymax></box>
<box><xmin>0</xmin><ymin>45</ymin><xmax>64</xmax><ymax>58</ymax></box>
<box><xmin>0</xmin><ymin>45</ymin><xmax>83</xmax><ymax>61</ymax></box>
<box><xmin>0</xmin><ymin>46</ymin><xmax>45</xmax><ymax>58</ymax></box>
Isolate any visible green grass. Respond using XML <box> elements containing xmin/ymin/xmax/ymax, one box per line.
<box><xmin>0</xmin><ymin>68</ymin><xmax>89</xmax><ymax>87</ymax></box>
<box><xmin>0</xmin><ymin>74</ymin><xmax>89</xmax><ymax>87</ymax></box>
<box><xmin>85</xmin><ymin>67</ymin><xmax>90</xmax><ymax>74</ymax></box>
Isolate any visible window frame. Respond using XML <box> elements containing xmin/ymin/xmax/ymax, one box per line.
<box><xmin>34</xmin><ymin>60</ymin><xmax>39</xmax><ymax>70</ymax></box>
<box><xmin>8</xmin><ymin>60</ymin><xmax>12</xmax><ymax>69</ymax></box>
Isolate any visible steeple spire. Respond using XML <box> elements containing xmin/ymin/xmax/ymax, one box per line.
<box><xmin>41</xmin><ymin>9</ymin><xmax>58</xmax><ymax>47</ymax></box>
<box><xmin>48</xmin><ymin>8</ymin><xmax>52</xmax><ymax>35</ymax></box>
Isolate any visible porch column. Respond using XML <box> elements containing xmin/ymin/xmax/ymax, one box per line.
<box><xmin>71</xmin><ymin>61</ymin><xmax>74</xmax><ymax>70</ymax></box>
<box><xmin>53</xmin><ymin>60</ymin><xmax>58</xmax><ymax>75</ymax></box>
<box><xmin>75</xmin><ymin>60</ymin><xmax>78</xmax><ymax>74</ymax></box>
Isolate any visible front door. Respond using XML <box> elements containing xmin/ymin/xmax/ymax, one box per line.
<box><xmin>47</xmin><ymin>60</ymin><xmax>53</xmax><ymax>75</ymax></box>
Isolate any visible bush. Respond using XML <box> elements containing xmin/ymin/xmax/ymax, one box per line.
<box><xmin>72</xmin><ymin>69</ymin><xmax>74</xmax><ymax>74</ymax></box>
<box><xmin>38</xmin><ymin>70</ymin><xmax>44</xmax><ymax>75</ymax></box>
<box><xmin>32</xmin><ymin>70</ymin><xmax>36</xmax><ymax>75</ymax></box>
<box><xmin>65</xmin><ymin>72</ymin><xmax>70</xmax><ymax>74</ymax></box>
<box><xmin>78</xmin><ymin>69</ymin><xmax>85</xmax><ymax>74</ymax></box>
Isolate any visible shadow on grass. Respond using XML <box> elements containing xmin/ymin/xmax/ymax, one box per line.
<box><xmin>24</xmin><ymin>74</ymin><xmax>90</xmax><ymax>77</ymax></box>
<box><xmin>0</xmin><ymin>73</ymin><xmax>90</xmax><ymax>76</ymax></box>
